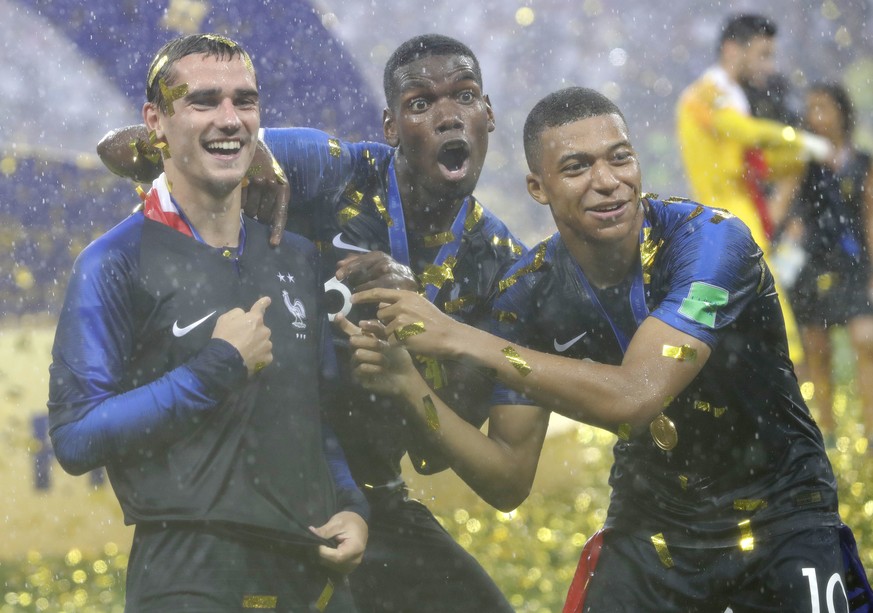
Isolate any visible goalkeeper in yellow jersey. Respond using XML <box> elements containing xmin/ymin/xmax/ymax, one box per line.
<box><xmin>676</xmin><ymin>13</ymin><xmax>832</xmax><ymax>363</ymax></box>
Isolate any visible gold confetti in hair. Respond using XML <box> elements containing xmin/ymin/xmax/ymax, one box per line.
<box><xmin>200</xmin><ymin>34</ymin><xmax>255</xmax><ymax>74</ymax></box>
<box><xmin>158</xmin><ymin>78</ymin><xmax>189</xmax><ymax>116</ymax></box>
<box><xmin>147</xmin><ymin>55</ymin><xmax>169</xmax><ymax>90</ymax></box>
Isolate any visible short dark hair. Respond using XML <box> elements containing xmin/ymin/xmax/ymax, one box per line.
<box><xmin>383</xmin><ymin>34</ymin><xmax>482</xmax><ymax>108</ymax></box>
<box><xmin>146</xmin><ymin>34</ymin><xmax>256</xmax><ymax>113</ymax></box>
<box><xmin>720</xmin><ymin>14</ymin><xmax>777</xmax><ymax>50</ymax></box>
<box><xmin>808</xmin><ymin>82</ymin><xmax>855</xmax><ymax>137</ymax></box>
<box><xmin>523</xmin><ymin>87</ymin><xmax>626</xmax><ymax>172</ymax></box>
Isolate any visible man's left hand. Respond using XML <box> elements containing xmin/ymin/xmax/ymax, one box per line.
<box><xmin>309</xmin><ymin>511</ymin><xmax>368</xmax><ymax>574</ymax></box>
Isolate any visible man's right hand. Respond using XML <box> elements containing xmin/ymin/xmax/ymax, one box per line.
<box><xmin>212</xmin><ymin>296</ymin><xmax>273</xmax><ymax>377</ymax></box>
<box><xmin>241</xmin><ymin>140</ymin><xmax>290</xmax><ymax>247</ymax></box>
<box><xmin>336</xmin><ymin>251</ymin><xmax>418</xmax><ymax>292</ymax></box>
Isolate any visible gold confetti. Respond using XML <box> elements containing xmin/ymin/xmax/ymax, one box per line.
<box><xmin>685</xmin><ymin>205</ymin><xmax>704</xmax><ymax>221</ymax></box>
<box><xmin>738</xmin><ymin>519</ymin><xmax>754</xmax><ymax>551</ymax></box>
<box><xmin>492</xmin><ymin>235</ymin><xmax>523</xmax><ymax>255</ymax></box>
<box><xmin>343</xmin><ymin>186</ymin><xmax>363</xmax><ymax>204</ymax></box>
<box><xmin>421</xmin><ymin>357</ymin><xmax>446</xmax><ymax>390</ymax></box>
<box><xmin>494</xmin><ymin>310</ymin><xmax>518</xmax><ymax>323</ymax></box>
<box><xmin>423</xmin><ymin>394</ymin><xmax>440</xmax><ymax>431</ymax></box>
<box><xmin>338</xmin><ymin>205</ymin><xmax>360</xmax><ymax>223</ymax></box>
<box><xmin>271</xmin><ymin>155</ymin><xmax>287</xmax><ymax>185</ymax></box>
<box><xmin>242</xmin><ymin>595</ymin><xmax>278</xmax><ymax>608</ymax></box>
<box><xmin>444</xmin><ymin>295</ymin><xmax>474</xmax><ymax>314</ymax></box>
<box><xmin>662</xmin><ymin>344</ymin><xmax>697</xmax><ymax>362</ymax></box>
<box><xmin>423</xmin><ymin>231</ymin><xmax>455</xmax><ymax>247</ymax></box>
<box><xmin>678</xmin><ymin>475</ymin><xmax>688</xmax><ymax>490</ymax></box>
<box><xmin>315</xmin><ymin>579</ymin><xmax>334</xmax><ymax>611</ymax></box>
<box><xmin>420</xmin><ymin>258</ymin><xmax>456</xmax><ymax>290</ymax></box>
<box><xmin>372</xmin><ymin>194</ymin><xmax>393</xmax><ymax>226</ymax></box>
<box><xmin>640</xmin><ymin>227</ymin><xmax>662</xmax><ymax>284</ymax></box>
<box><xmin>502</xmin><ymin>346</ymin><xmax>531</xmax><ymax>377</ymax></box>
<box><xmin>158</xmin><ymin>78</ymin><xmax>189</xmax><ymax>116</ymax></box>
<box><xmin>499</xmin><ymin>242</ymin><xmax>547</xmax><ymax>292</ymax></box>
<box><xmin>394</xmin><ymin>321</ymin><xmax>425</xmax><ymax>341</ymax></box>
<box><xmin>464</xmin><ymin>199</ymin><xmax>484</xmax><ymax>231</ymax></box>
<box><xmin>650</xmin><ymin>533</ymin><xmax>674</xmax><ymax>568</ymax></box>
<box><xmin>664</xmin><ymin>196</ymin><xmax>690</xmax><ymax>203</ymax></box>
<box><xmin>733</xmin><ymin>499</ymin><xmax>767</xmax><ymax>511</ymax></box>
<box><xmin>147</xmin><ymin>54</ymin><xmax>168</xmax><ymax>89</ymax></box>
<box><xmin>617</xmin><ymin>423</ymin><xmax>632</xmax><ymax>441</ymax></box>
<box><xmin>327</xmin><ymin>138</ymin><xmax>341</xmax><ymax>157</ymax></box>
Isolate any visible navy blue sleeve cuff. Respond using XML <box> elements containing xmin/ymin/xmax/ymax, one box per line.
<box><xmin>186</xmin><ymin>338</ymin><xmax>248</xmax><ymax>399</ymax></box>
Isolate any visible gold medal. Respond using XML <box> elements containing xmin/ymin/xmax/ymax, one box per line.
<box><xmin>650</xmin><ymin>413</ymin><xmax>678</xmax><ymax>450</ymax></box>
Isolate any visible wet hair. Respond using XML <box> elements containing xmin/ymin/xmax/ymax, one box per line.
<box><xmin>808</xmin><ymin>82</ymin><xmax>855</xmax><ymax>137</ymax></box>
<box><xmin>146</xmin><ymin>34</ymin><xmax>256</xmax><ymax>113</ymax></box>
<box><xmin>719</xmin><ymin>14</ymin><xmax>777</xmax><ymax>51</ymax></box>
<box><xmin>523</xmin><ymin>87</ymin><xmax>626</xmax><ymax>172</ymax></box>
<box><xmin>383</xmin><ymin>34</ymin><xmax>482</xmax><ymax>108</ymax></box>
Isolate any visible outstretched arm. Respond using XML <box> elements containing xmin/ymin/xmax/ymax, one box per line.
<box><xmin>335</xmin><ymin>316</ymin><xmax>549</xmax><ymax>511</ymax></box>
<box><xmin>351</xmin><ymin>289</ymin><xmax>710</xmax><ymax>434</ymax></box>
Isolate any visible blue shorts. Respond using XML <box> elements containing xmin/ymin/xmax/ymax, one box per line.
<box><xmin>125</xmin><ymin>523</ymin><xmax>356</xmax><ymax>612</ymax></box>
<box><xmin>582</xmin><ymin>526</ymin><xmax>850</xmax><ymax>612</ymax></box>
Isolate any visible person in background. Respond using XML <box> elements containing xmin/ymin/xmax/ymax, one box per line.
<box><xmin>783</xmin><ymin>82</ymin><xmax>873</xmax><ymax>450</ymax></box>
<box><xmin>676</xmin><ymin>13</ymin><xmax>834</xmax><ymax>364</ymax></box>
<box><xmin>50</xmin><ymin>34</ymin><xmax>367</xmax><ymax>612</ymax></box>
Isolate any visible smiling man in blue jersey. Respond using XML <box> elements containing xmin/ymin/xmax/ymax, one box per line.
<box><xmin>347</xmin><ymin>87</ymin><xmax>871</xmax><ymax>612</ymax></box>
<box><xmin>95</xmin><ymin>34</ymin><xmax>522</xmax><ymax>613</ymax></box>
<box><xmin>49</xmin><ymin>34</ymin><xmax>367</xmax><ymax>612</ymax></box>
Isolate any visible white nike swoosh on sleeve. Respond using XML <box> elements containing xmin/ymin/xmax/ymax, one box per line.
<box><xmin>553</xmin><ymin>331</ymin><xmax>588</xmax><ymax>353</ymax></box>
<box><xmin>172</xmin><ymin>311</ymin><xmax>218</xmax><ymax>337</ymax></box>
<box><xmin>332</xmin><ymin>233</ymin><xmax>371</xmax><ymax>253</ymax></box>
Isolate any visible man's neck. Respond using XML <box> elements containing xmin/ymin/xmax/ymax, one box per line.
<box><xmin>394</xmin><ymin>156</ymin><xmax>469</xmax><ymax>235</ymax></box>
<box><xmin>564</xmin><ymin>225</ymin><xmax>642</xmax><ymax>289</ymax></box>
<box><xmin>167</xmin><ymin>174</ymin><xmax>242</xmax><ymax>248</ymax></box>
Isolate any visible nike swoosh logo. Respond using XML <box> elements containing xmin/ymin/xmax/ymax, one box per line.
<box><xmin>332</xmin><ymin>233</ymin><xmax>371</xmax><ymax>254</ymax></box>
<box><xmin>553</xmin><ymin>331</ymin><xmax>588</xmax><ymax>353</ymax></box>
<box><xmin>172</xmin><ymin>311</ymin><xmax>217</xmax><ymax>337</ymax></box>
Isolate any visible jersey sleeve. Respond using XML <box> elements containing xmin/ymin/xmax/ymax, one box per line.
<box><xmin>260</xmin><ymin>128</ymin><xmax>389</xmax><ymax>212</ymax></box>
<box><xmin>47</xmin><ymin>227</ymin><xmax>246</xmax><ymax>476</ymax></box>
<box><xmin>487</xmin><ymin>255</ymin><xmax>541</xmax><ymax>407</ymax></box>
<box><xmin>650</xmin><ymin>213</ymin><xmax>766</xmax><ymax>348</ymax></box>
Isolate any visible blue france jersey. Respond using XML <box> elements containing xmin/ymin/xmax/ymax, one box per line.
<box><xmin>262</xmin><ymin>127</ymin><xmax>527</xmax><ymax>484</ymax></box>
<box><xmin>491</xmin><ymin>197</ymin><xmax>838</xmax><ymax>545</ymax></box>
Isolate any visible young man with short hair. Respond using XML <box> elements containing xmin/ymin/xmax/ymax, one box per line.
<box><xmin>50</xmin><ymin>34</ymin><xmax>367</xmax><ymax>612</ymax></box>
<box><xmin>348</xmin><ymin>86</ymin><xmax>870</xmax><ymax>611</ymax></box>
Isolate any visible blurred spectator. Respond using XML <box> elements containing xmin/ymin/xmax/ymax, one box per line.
<box><xmin>675</xmin><ymin>13</ymin><xmax>832</xmax><ymax>363</ymax></box>
<box><xmin>784</xmin><ymin>82</ymin><xmax>873</xmax><ymax>448</ymax></box>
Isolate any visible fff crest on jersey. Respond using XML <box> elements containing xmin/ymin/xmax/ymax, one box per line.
<box><xmin>282</xmin><ymin>290</ymin><xmax>307</xmax><ymax>329</ymax></box>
